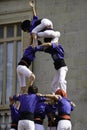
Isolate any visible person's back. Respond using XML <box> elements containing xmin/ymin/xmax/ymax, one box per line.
<box><xmin>13</xmin><ymin>86</ymin><xmax>39</xmax><ymax>130</ymax></box>
<box><xmin>34</xmin><ymin>96</ymin><xmax>46</xmax><ymax>130</ymax></box>
<box><xmin>46</xmin><ymin>103</ymin><xmax>57</xmax><ymax>130</ymax></box>
<box><xmin>44</xmin><ymin>90</ymin><xmax>76</xmax><ymax>130</ymax></box>
<box><xmin>34</xmin><ymin>42</ymin><xmax>68</xmax><ymax>93</ymax></box>
<box><xmin>54</xmin><ymin>89</ymin><xmax>75</xmax><ymax>130</ymax></box>
<box><xmin>17</xmin><ymin>45</ymin><xmax>37</xmax><ymax>92</ymax></box>
<box><xmin>9</xmin><ymin>98</ymin><xmax>20</xmax><ymax>130</ymax></box>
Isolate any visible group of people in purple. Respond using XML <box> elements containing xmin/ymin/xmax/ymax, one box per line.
<box><xmin>9</xmin><ymin>1</ymin><xmax>76</xmax><ymax>130</ymax></box>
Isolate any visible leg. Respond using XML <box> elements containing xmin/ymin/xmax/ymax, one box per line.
<box><xmin>25</xmin><ymin>120</ymin><xmax>35</xmax><ymax>130</ymax></box>
<box><xmin>29</xmin><ymin>73</ymin><xmax>35</xmax><ymax>86</ymax></box>
<box><xmin>38</xmin><ymin>30</ymin><xmax>60</xmax><ymax>44</ymax></box>
<box><xmin>35</xmin><ymin>124</ymin><xmax>45</xmax><ymax>130</ymax></box>
<box><xmin>32</xmin><ymin>18</ymin><xmax>53</xmax><ymax>46</ymax></box>
<box><xmin>17</xmin><ymin>65</ymin><xmax>35</xmax><ymax>88</ymax></box>
<box><xmin>57</xmin><ymin>120</ymin><xmax>72</xmax><ymax>130</ymax></box>
<box><xmin>18</xmin><ymin>120</ymin><xmax>24</xmax><ymax>130</ymax></box>
<box><xmin>56</xmin><ymin>66</ymin><xmax>68</xmax><ymax>93</ymax></box>
<box><xmin>32</xmin><ymin>18</ymin><xmax>53</xmax><ymax>34</ymax></box>
<box><xmin>51</xmin><ymin>70</ymin><xmax>59</xmax><ymax>94</ymax></box>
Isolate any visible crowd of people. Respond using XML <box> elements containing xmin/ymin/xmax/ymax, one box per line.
<box><xmin>9</xmin><ymin>1</ymin><xmax>76</xmax><ymax>130</ymax></box>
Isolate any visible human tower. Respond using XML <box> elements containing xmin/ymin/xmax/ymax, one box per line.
<box><xmin>17</xmin><ymin>0</ymin><xmax>68</xmax><ymax>95</ymax></box>
<box><xmin>9</xmin><ymin>1</ymin><xmax>76</xmax><ymax>130</ymax></box>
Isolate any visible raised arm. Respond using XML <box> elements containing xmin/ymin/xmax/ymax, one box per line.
<box><xmin>39</xmin><ymin>42</ymin><xmax>52</xmax><ymax>47</ymax></box>
<box><xmin>34</xmin><ymin>42</ymin><xmax>52</xmax><ymax>52</ymax></box>
<box><xmin>44</xmin><ymin>94</ymin><xmax>60</xmax><ymax>101</ymax></box>
<box><xmin>29</xmin><ymin>1</ymin><xmax>37</xmax><ymax>16</ymax></box>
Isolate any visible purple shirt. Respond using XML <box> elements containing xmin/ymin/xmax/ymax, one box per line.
<box><xmin>13</xmin><ymin>94</ymin><xmax>39</xmax><ymax>114</ymax></box>
<box><xmin>57</xmin><ymin>97</ymin><xmax>75</xmax><ymax>115</ymax></box>
<box><xmin>34</xmin><ymin>96</ymin><xmax>46</xmax><ymax>119</ymax></box>
<box><xmin>23</xmin><ymin>46</ymin><xmax>36</xmax><ymax>61</ymax></box>
<box><xmin>35</xmin><ymin>43</ymin><xmax>65</xmax><ymax>61</ymax></box>
<box><xmin>35</xmin><ymin>43</ymin><xmax>66</xmax><ymax>70</ymax></box>
<box><xmin>23</xmin><ymin>45</ymin><xmax>43</xmax><ymax>61</ymax></box>
<box><xmin>45</xmin><ymin>43</ymin><xmax>65</xmax><ymax>61</ymax></box>
<box><xmin>10</xmin><ymin>105</ymin><xmax>20</xmax><ymax>122</ymax></box>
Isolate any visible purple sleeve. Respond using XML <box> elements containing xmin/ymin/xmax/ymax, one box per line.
<box><xmin>39</xmin><ymin>96</ymin><xmax>46</xmax><ymax>102</ymax></box>
<box><xmin>30</xmin><ymin>16</ymin><xmax>39</xmax><ymax>32</ymax></box>
<box><xmin>35</xmin><ymin>46</ymin><xmax>44</xmax><ymax>51</ymax></box>
<box><xmin>51</xmin><ymin>43</ymin><xmax>57</xmax><ymax>48</ymax></box>
<box><xmin>13</xmin><ymin>95</ymin><xmax>20</xmax><ymax>101</ymax></box>
<box><xmin>71</xmin><ymin>104</ymin><xmax>75</xmax><ymax>111</ymax></box>
<box><xmin>52</xmin><ymin>43</ymin><xmax>64</xmax><ymax>52</ymax></box>
<box><xmin>33</xmin><ymin>15</ymin><xmax>38</xmax><ymax>20</ymax></box>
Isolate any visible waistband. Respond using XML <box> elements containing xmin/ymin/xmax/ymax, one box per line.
<box><xmin>20</xmin><ymin>111</ymin><xmax>34</xmax><ymax>121</ymax></box>
<box><xmin>58</xmin><ymin>115</ymin><xmax>71</xmax><ymax>121</ymax></box>
<box><xmin>34</xmin><ymin>117</ymin><xmax>43</xmax><ymax>124</ymax></box>
<box><xmin>54</xmin><ymin>59</ymin><xmax>66</xmax><ymax>70</ymax></box>
<box><xmin>11</xmin><ymin>122</ymin><xmax>18</xmax><ymax>129</ymax></box>
<box><xmin>18</xmin><ymin>57</ymin><xmax>31</xmax><ymax>68</ymax></box>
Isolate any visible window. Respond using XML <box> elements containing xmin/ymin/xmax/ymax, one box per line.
<box><xmin>0</xmin><ymin>23</ymin><xmax>22</xmax><ymax>107</ymax></box>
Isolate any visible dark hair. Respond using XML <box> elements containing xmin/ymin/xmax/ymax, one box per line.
<box><xmin>21</xmin><ymin>20</ymin><xmax>31</xmax><ymax>32</ymax></box>
<box><xmin>44</xmin><ymin>38</ymin><xmax>53</xmax><ymax>43</ymax></box>
<box><xmin>28</xmin><ymin>86</ymin><xmax>38</xmax><ymax>94</ymax></box>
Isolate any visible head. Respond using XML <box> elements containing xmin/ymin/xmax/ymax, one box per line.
<box><xmin>28</xmin><ymin>85</ymin><xmax>38</xmax><ymax>94</ymax></box>
<box><xmin>55</xmin><ymin>89</ymin><xmax>67</xmax><ymax>97</ymax></box>
<box><xmin>44</xmin><ymin>38</ymin><xmax>53</xmax><ymax>43</ymax></box>
<box><xmin>21</xmin><ymin>20</ymin><xmax>31</xmax><ymax>32</ymax></box>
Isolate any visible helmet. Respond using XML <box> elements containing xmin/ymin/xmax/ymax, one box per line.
<box><xmin>55</xmin><ymin>89</ymin><xmax>67</xmax><ymax>97</ymax></box>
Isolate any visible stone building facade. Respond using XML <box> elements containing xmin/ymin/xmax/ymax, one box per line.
<box><xmin>0</xmin><ymin>0</ymin><xmax>87</xmax><ymax>130</ymax></box>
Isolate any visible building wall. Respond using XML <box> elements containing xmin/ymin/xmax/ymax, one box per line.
<box><xmin>0</xmin><ymin>0</ymin><xmax>87</xmax><ymax>130</ymax></box>
<box><xmin>33</xmin><ymin>0</ymin><xmax>87</xmax><ymax>130</ymax></box>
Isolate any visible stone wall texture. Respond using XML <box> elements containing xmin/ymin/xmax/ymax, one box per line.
<box><xmin>33</xmin><ymin>0</ymin><xmax>87</xmax><ymax>130</ymax></box>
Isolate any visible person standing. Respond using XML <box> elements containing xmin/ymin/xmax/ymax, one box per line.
<box><xmin>17</xmin><ymin>43</ymin><xmax>41</xmax><ymax>93</ymax></box>
<box><xmin>44</xmin><ymin>90</ymin><xmax>76</xmax><ymax>130</ymax></box>
<box><xmin>45</xmin><ymin>102</ymin><xmax>58</xmax><ymax>130</ymax></box>
<box><xmin>35</xmin><ymin>42</ymin><xmax>68</xmax><ymax>94</ymax></box>
<box><xmin>55</xmin><ymin>89</ymin><xmax>76</xmax><ymax>130</ymax></box>
<box><xmin>11</xmin><ymin>86</ymin><xmax>39</xmax><ymax>130</ymax></box>
<box><xmin>34</xmin><ymin>96</ymin><xmax>46</xmax><ymax>130</ymax></box>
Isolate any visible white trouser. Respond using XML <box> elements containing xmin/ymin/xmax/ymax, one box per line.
<box><xmin>57</xmin><ymin>120</ymin><xmax>72</xmax><ymax>130</ymax></box>
<box><xmin>18</xmin><ymin>120</ymin><xmax>35</xmax><ymax>130</ymax></box>
<box><xmin>35</xmin><ymin>123</ymin><xmax>45</xmax><ymax>130</ymax></box>
<box><xmin>10</xmin><ymin>128</ymin><xmax>16</xmax><ymax>130</ymax></box>
<box><xmin>32</xmin><ymin>18</ymin><xmax>53</xmax><ymax>34</ymax></box>
<box><xmin>47</xmin><ymin>126</ymin><xmax>57</xmax><ymax>130</ymax></box>
<box><xmin>51</xmin><ymin>66</ymin><xmax>68</xmax><ymax>93</ymax></box>
<box><xmin>17</xmin><ymin>65</ymin><xmax>32</xmax><ymax>87</ymax></box>
<box><xmin>38</xmin><ymin>30</ymin><xmax>60</xmax><ymax>44</ymax></box>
